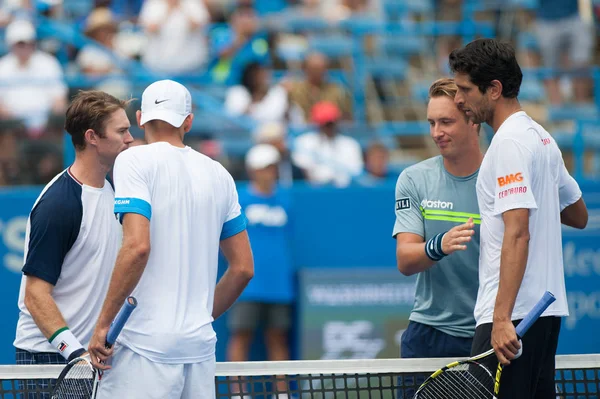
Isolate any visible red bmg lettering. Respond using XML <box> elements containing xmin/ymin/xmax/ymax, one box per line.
<box><xmin>499</xmin><ymin>186</ymin><xmax>528</xmax><ymax>199</ymax></box>
<box><xmin>497</xmin><ymin>172</ymin><xmax>523</xmax><ymax>187</ymax></box>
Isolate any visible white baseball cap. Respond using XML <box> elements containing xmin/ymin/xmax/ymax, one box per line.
<box><xmin>245</xmin><ymin>144</ymin><xmax>281</xmax><ymax>170</ymax></box>
<box><xmin>6</xmin><ymin>19</ymin><xmax>36</xmax><ymax>47</ymax></box>
<box><xmin>140</xmin><ymin>80</ymin><xmax>192</xmax><ymax>128</ymax></box>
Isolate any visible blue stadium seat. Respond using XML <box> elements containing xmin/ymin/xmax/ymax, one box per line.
<box><xmin>517</xmin><ymin>31</ymin><xmax>539</xmax><ymax>52</ymax></box>
<box><xmin>547</xmin><ymin>105</ymin><xmax>600</xmax><ymax>122</ymax></box>
<box><xmin>409</xmin><ymin>82</ymin><xmax>431</xmax><ymax>103</ymax></box>
<box><xmin>338</xmin><ymin>122</ymin><xmax>379</xmax><ymax>146</ymax></box>
<box><xmin>418</xmin><ymin>20</ymin><xmax>496</xmax><ymax>38</ymax></box>
<box><xmin>519</xmin><ymin>79</ymin><xmax>545</xmax><ymax>103</ymax></box>
<box><xmin>383</xmin><ymin>0</ymin><xmax>434</xmax><ymax>18</ymax></box>
<box><xmin>308</xmin><ymin>35</ymin><xmax>358</xmax><ymax>59</ymax></box>
<box><xmin>378</xmin><ymin>121</ymin><xmax>430</xmax><ymax>138</ymax></box>
<box><xmin>339</xmin><ymin>17</ymin><xmax>383</xmax><ymax>36</ymax></box>
<box><xmin>466</xmin><ymin>0</ymin><xmax>539</xmax><ymax>11</ymax></box>
<box><xmin>380</xmin><ymin>35</ymin><xmax>428</xmax><ymax>58</ymax></box>
<box><xmin>285</xmin><ymin>16</ymin><xmax>331</xmax><ymax>34</ymax></box>
<box><xmin>362</xmin><ymin>58</ymin><xmax>408</xmax><ymax>80</ymax></box>
<box><xmin>62</xmin><ymin>0</ymin><xmax>94</xmax><ymax>19</ymax></box>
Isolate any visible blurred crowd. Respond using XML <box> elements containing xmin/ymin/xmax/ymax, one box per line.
<box><xmin>0</xmin><ymin>0</ymin><xmax>597</xmax><ymax>186</ymax></box>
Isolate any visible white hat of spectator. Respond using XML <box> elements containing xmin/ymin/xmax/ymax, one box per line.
<box><xmin>6</xmin><ymin>19</ymin><xmax>36</xmax><ymax>47</ymax></box>
<box><xmin>140</xmin><ymin>80</ymin><xmax>192</xmax><ymax>128</ymax></box>
<box><xmin>246</xmin><ymin>144</ymin><xmax>281</xmax><ymax>170</ymax></box>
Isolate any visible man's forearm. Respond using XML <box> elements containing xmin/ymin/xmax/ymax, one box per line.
<box><xmin>396</xmin><ymin>242</ymin><xmax>435</xmax><ymax>276</ymax></box>
<box><xmin>26</xmin><ymin>292</ymin><xmax>68</xmax><ymax>339</ymax></box>
<box><xmin>494</xmin><ymin>234</ymin><xmax>529</xmax><ymax>322</ymax></box>
<box><xmin>96</xmin><ymin>245</ymin><xmax>149</xmax><ymax>329</ymax></box>
<box><xmin>212</xmin><ymin>267</ymin><xmax>252</xmax><ymax>320</ymax></box>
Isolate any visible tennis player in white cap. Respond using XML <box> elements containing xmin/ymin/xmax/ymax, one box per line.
<box><xmin>89</xmin><ymin>79</ymin><xmax>254</xmax><ymax>399</ymax></box>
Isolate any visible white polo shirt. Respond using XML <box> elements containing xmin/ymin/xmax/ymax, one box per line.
<box><xmin>0</xmin><ymin>51</ymin><xmax>67</xmax><ymax>130</ymax></box>
<box><xmin>113</xmin><ymin>142</ymin><xmax>247</xmax><ymax>363</ymax></box>
<box><xmin>291</xmin><ymin>131</ymin><xmax>364</xmax><ymax>187</ymax></box>
<box><xmin>139</xmin><ymin>0</ymin><xmax>209</xmax><ymax>74</ymax></box>
<box><xmin>475</xmin><ymin>111</ymin><xmax>581</xmax><ymax>326</ymax></box>
<box><xmin>14</xmin><ymin>169</ymin><xmax>121</xmax><ymax>353</ymax></box>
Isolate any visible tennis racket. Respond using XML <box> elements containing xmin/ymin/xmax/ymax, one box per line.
<box><xmin>50</xmin><ymin>296</ymin><xmax>138</xmax><ymax>399</ymax></box>
<box><xmin>413</xmin><ymin>291</ymin><xmax>556</xmax><ymax>399</ymax></box>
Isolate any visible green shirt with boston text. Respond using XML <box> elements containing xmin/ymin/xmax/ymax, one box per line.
<box><xmin>392</xmin><ymin>156</ymin><xmax>480</xmax><ymax>338</ymax></box>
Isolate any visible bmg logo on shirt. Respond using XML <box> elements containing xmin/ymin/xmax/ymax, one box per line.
<box><xmin>497</xmin><ymin>173</ymin><xmax>523</xmax><ymax>187</ymax></box>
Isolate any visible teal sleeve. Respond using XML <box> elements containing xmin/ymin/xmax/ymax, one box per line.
<box><xmin>392</xmin><ymin>170</ymin><xmax>424</xmax><ymax>238</ymax></box>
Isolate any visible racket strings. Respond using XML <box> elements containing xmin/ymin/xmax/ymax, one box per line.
<box><xmin>415</xmin><ymin>362</ymin><xmax>495</xmax><ymax>399</ymax></box>
<box><xmin>51</xmin><ymin>361</ymin><xmax>96</xmax><ymax>399</ymax></box>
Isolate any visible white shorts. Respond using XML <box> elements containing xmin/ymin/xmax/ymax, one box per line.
<box><xmin>96</xmin><ymin>345</ymin><xmax>216</xmax><ymax>399</ymax></box>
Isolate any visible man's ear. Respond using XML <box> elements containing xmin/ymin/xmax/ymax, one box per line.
<box><xmin>136</xmin><ymin>110</ymin><xmax>143</xmax><ymax>129</ymax></box>
<box><xmin>84</xmin><ymin>129</ymin><xmax>98</xmax><ymax>147</ymax></box>
<box><xmin>183</xmin><ymin>114</ymin><xmax>194</xmax><ymax>134</ymax></box>
<box><xmin>488</xmin><ymin>80</ymin><xmax>503</xmax><ymax>101</ymax></box>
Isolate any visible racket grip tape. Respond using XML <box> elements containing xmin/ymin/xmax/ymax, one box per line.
<box><xmin>106</xmin><ymin>296</ymin><xmax>137</xmax><ymax>347</ymax></box>
<box><xmin>515</xmin><ymin>291</ymin><xmax>555</xmax><ymax>338</ymax></box>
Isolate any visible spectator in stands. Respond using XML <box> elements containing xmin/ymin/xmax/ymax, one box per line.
<box><xmin>356</xmin><ymin>142</ymin><xmax>395</xmax><ymax>186</ymax></box>
<box><xmin>286</xmin><ymin>52</ymin><xmax>352</xmax><ymax>121</ymax></box>
<box><xmin>77</xmin><ymin>8</ymin><xmax>133</xmax><ymax>98</ymax></box>
<box><xmin>0</xmin><ymin>19</ymin><xmax>67</xmax><ymax>138</ymax></box>
<box><xmin>77</xmin><ymin>8</ymin><xmax>121</xmax><ymax>77</ymax></box>
<box><xmin>208</xmin><ymin>4</ymin><xmax>270</xmax><ymax>85</ymax></box>
<box><xmin>227</xmin><ymin>144</ymin><xmax>294</xmax><ymax>397</ymax></box>
<box><xmin>139</xmin><ymin>0</ymin><xmax>210</xmax><ymax>75</ymax></box>
<box><xmin>269</xmin><ymin>0</ymin><xmax>338</xmax><ymax>27</ymax></box>
<box><xmin>292</xmin><ymin>101</ymin><xmax>363</xmax><ymax>187</ymax></box>
<box><xmin>535</xmin><ymin>0</ymin><xmax>595</xmax><ymax>104</ymax></box>
<box><xmin>225</xmin><ymin>62</ymin><xmax>304</xmax><ymax>125</ymax></box>
<box><xmin>253</xmin><ymin>121</ymin><xmax>304</xmax><ymax>185</ymax></box>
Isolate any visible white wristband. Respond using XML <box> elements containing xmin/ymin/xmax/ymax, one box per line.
<box><xmin>49</xmin><ymin>327</ymin><xmax>84</xmax><ymax>361</ymax></box>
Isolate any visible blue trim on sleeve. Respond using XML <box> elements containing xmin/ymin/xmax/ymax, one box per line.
<box><xmin>220</xmin><ymin>213</ymin><xmax>247</xmax><ymax>240</ymax></box>
<box><xmin>114</xmin><ymin>197</ymin><xmax>151</xmax><ymax>221</ymax></box>
<box><xmin>22</xmin><ymin>172</ymin><xmax>83</xmax><ymax>285</ymax></box>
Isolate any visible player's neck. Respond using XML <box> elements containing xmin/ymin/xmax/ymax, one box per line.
<box><xmin>490</xmin><ymin>99</ymin><xmax>522</xmax><ymax>133</ymax></box>
<box><xmin>443</xmin><ymin>148</ymin><xmax>483</xmax><ymax>177</ymax></box>
<box><xmin>146</xmin><ymin>131</ymin><xmax>185</xmax><ymax>148</ymax></box>
<box><xmin>69</xmin><ymin>153</ymin><xmax>109</xmax><ymax>188</ymax></box>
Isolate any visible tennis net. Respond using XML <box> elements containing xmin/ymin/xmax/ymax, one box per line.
<box><xmin>0</xmin><ymin>355</ymin><xmax>598</xmax><ymax>398</ymax></box>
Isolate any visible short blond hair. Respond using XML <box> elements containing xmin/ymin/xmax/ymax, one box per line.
<box><xmin>428</xmin><ymin>77</ymin><xmax>480</xmax><ymax>133</ymax></box>
<box><xmin>428</xmin><ymin>77</ymin><xmax>458</xmax><ymax>100</ymax></box>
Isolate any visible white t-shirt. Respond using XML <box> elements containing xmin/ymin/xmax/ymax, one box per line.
<box><xmin>0</xmin><ymin>51</ymin><xmax>67</xmax><ymax>129</ymax></box>
<box><xmin>224</xmin><ymin>85</ymin><xmax>305</xmax><ymax>125</ymax></box>
<box><xmin>14</xmin><ymin>169</ymin><xmax>121</xmax><ymax>353</ymax></box>
<box><xmin>112</xmin><ymin>143</ymin><xmax>246</xmax><ymax>364</ymax></box>
<box><xmin>292</xmin><ymin>131</ymin><xmax>364</xmax><ymax>187</ymax></box>
<box><xmin>139</xmin><ymin>0</ymin><xmax>209</xmax><ymax>74</ymax></box>
<box><xmin>475</xmin><ymin>111</ymin><xmax>581</xmax><ymax>326</ymax></box>
<box><xmin>76</xmin><ymin>44</ymin><xmax>118</xmax><ymax>73</ymax></box>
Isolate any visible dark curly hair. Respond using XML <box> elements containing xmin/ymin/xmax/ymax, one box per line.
<box><xmin>449</xmin><ymin>38</ymin><xmax>523</xmax><ymax>99</ymax></box>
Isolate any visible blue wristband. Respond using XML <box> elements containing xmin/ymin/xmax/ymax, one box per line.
<box><xmin>425</xmin><ymin>232</ymin><xmax>447</xmax><ymax>261</ymax></box>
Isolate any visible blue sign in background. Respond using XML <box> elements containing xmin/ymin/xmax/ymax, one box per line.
<box><xmin>0</xmin><ymin>182</ymin><xmax>598</xmax><ymax>364</ymax></box>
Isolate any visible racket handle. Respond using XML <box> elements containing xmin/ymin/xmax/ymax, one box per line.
<box><xmin>515</xmin><ymin>291</ymin><xmax>555</xmax><ymax>337</ymax></box>
<box><xmin>106</xmin><ymin>296</ymin><xmax>138</xmax><ymax>347</ymax></box>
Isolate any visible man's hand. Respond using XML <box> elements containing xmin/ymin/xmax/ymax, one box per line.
<box><xmin>441</xmin><ymin>217</ymin><xmax>475</xmax><ymax>255</ymax></box>
<box><xmin>492</xmin><ymin>319</ymin><xmax>521</xmax><ymax>365</ymax></box>
<box><xmin>87</xmin><ymin>326</ymin><xmax>113</xmax><ymax>371</ymax></box>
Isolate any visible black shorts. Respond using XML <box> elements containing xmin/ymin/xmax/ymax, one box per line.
<box><xmin>401</xmin><ymin>321</ymin><xmax>473</xmax><ymax>359</ymax></box>
<box><xmin>471</xmin><ymin>316</ymin><xmax>561</xmax><ymax>399</ymax></box>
